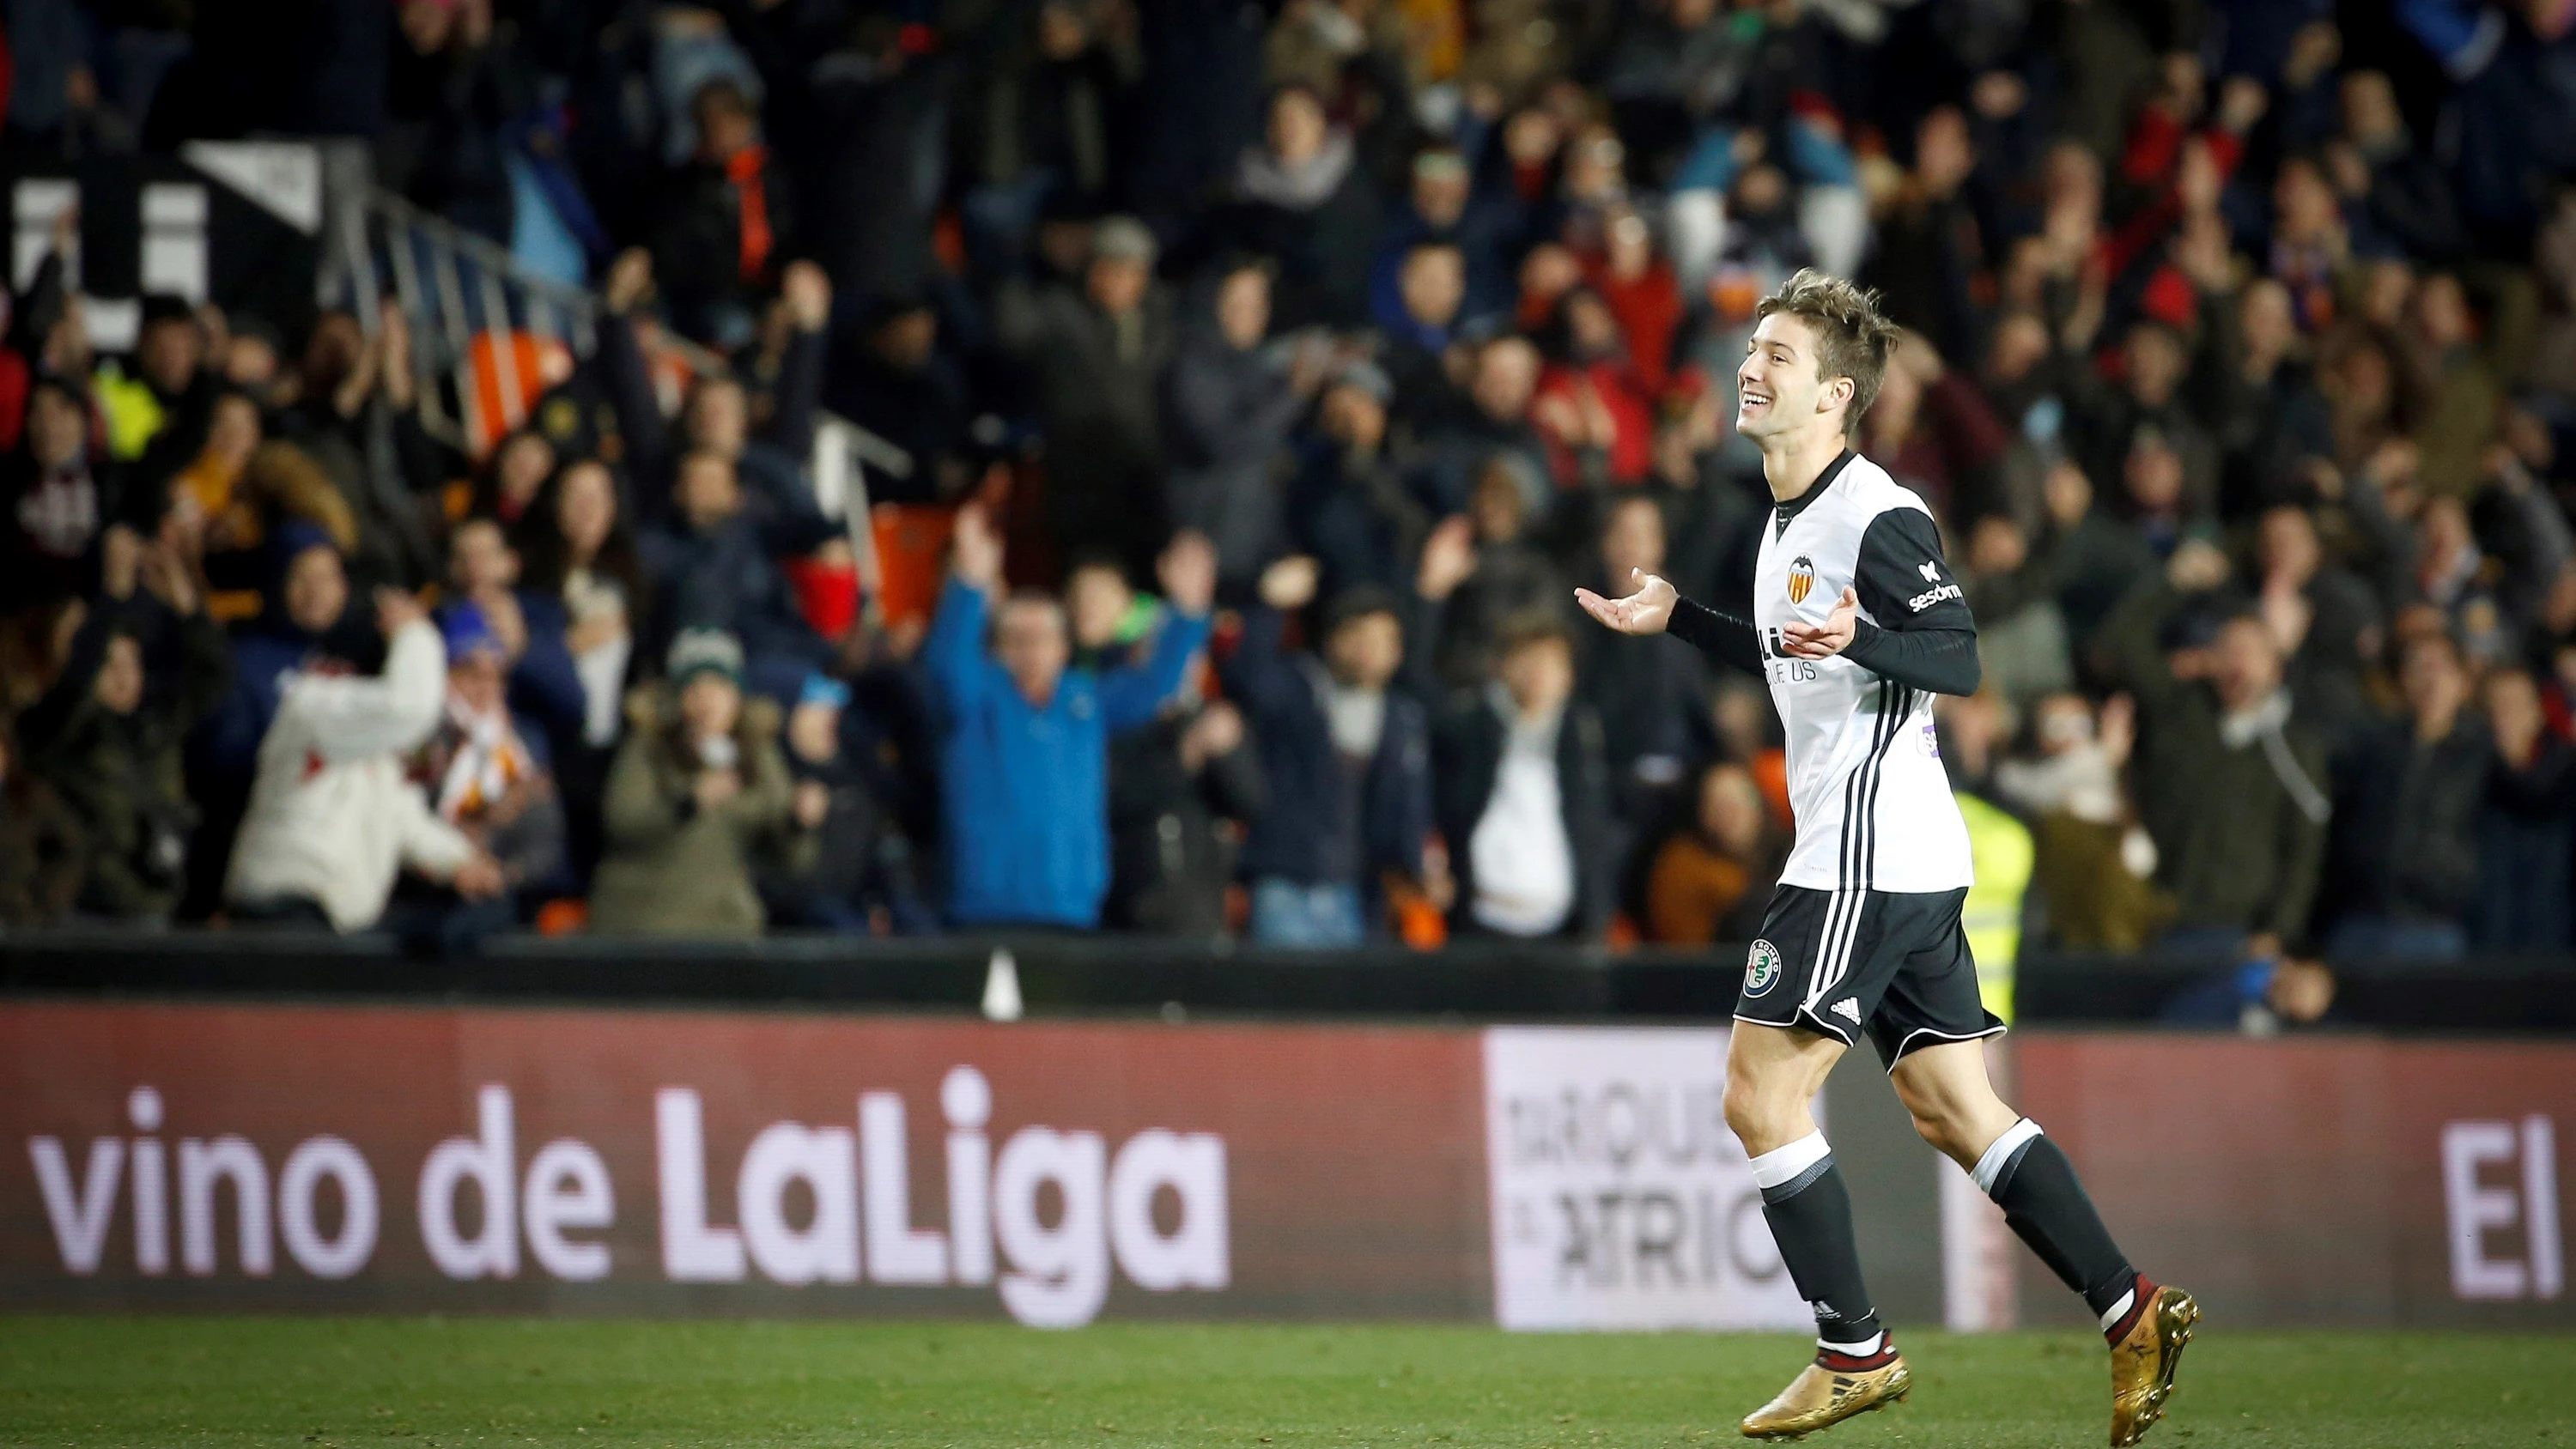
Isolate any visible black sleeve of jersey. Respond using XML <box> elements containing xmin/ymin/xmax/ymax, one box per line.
<box><xmin>1844</xmin><ymin>507</ymin><xmax>1982</xmax><ymax>696</ymax></box>
<box><xmin>1669</xmin><ymin>597</ymin><xmax>1764</xmax><ymax>674</ymax></box>
<box><xmin>1844</xmin><ymin>621</ymin><xmax>1981</xmax><ymax>695</ymax></box>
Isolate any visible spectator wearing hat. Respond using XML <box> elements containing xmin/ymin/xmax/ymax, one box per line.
<box><xmin>439</xmin><ymin>514</ymin><xmax>586</xmax><ymax>762</ymax></box>
<box><xmin>1225</xmin><ymin>555</ymin><xmax>1436</xmax><ymax>946</ymax></box>
<box><xmin>1291</xmin><ymin>355</ymin><xmax>1429</xmax><ymax>600</ymax></box>
<box><xmin>1163</xmin><ymin>257</ymin><xmax>1333</xmax><ymax>596</ymax></box>
<box><xmin>225</xmin><ymin>586</ymin><xmax>505</xmax><ymax>932</ymax></box>
<box><xmin>925</xmin><ymin>504</ymin><xmax>1215</xmax><ymax>930</ymax></box>
<box><xmin>994</xmin><ymin>214</ymin><xmax>1175</xmax><ymax>575</ymax></box>
<box><xmin>384</xmin><ymin>603</ymin><xmax>568</xmax><ymax>955</ymax></box>
<box><xmin>590</xmin><ymin>628</ymin><xmax>808</xmax><ymax>938</ymax></box>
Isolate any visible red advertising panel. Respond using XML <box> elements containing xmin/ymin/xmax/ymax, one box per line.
<box><xmin>2015</xmin><ymin>1034</ymin><xmax>2574</xmax><ymax>1327</ymax></box>
<box><xmin>9</xmin><ymin>1003</ymin><xmax>2570</xmax><ymax>1328</ymax></box>
<box><xmin>0</xmin><ymin>1002</ymin><xmax>1488</xmax><ymax>1319</ymax></box>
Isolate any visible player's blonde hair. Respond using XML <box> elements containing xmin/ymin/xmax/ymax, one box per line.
<box><xmin>1755</xmin><ymin>269</ymin><xmax>1900</xmax><ymax>439</ymax></box>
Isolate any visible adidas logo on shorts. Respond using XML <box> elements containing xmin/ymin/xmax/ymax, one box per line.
<box><xmin>1830</xmin><ymin>999</ymin><xmax>1862</xmax><ymax>1025</ymax></box>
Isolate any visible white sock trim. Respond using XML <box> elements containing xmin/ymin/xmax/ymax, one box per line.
<box><xmin>1971</xmin><ymin>1118</ymin><xmax>2045</xmax><ymax>1196</ymax></box>
<box><xmin>2098</xmin><ymin>1288</ymin><xmax>2136</xmax><ymax>1332</ymax></box>
<box><xmin>1748</xmin><ymin>1131</ymin><xmax>1832</xmax><ymax>1190</ymax></box>
<box><xmin>1819</xmin><ymin>1331</ymin><xmax>1884</xmax><ymax>1357</ymax></box>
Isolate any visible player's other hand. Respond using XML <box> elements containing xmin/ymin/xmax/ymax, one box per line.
<box><xmin>1780</xmin><ymin>585</ymin><xmax>1860</xmax><ymax>658</ymax></box>
<box><xmin>1574</xmin><ymin>568</ymin><xmax>1679</xmax><ymax>636</ymax></box>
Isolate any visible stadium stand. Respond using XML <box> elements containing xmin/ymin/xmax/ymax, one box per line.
<box><xmin>3</xmin><ymin>0</ymin><xmax>2576</xmax><ymax>1034</ymax></box>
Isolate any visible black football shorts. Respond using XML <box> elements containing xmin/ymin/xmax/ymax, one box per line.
<box><xmin>1735</xmin><ymin>884</ymin><xmax>2005</xmax><ymax>1070</ymax></box>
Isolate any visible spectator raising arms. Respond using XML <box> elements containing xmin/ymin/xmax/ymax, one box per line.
<box><xmin>1224</xmin><ymin>555</ymin><xmax>1437</xmax><ymax>947</ymax></box>
<box><xmin>926</xmin><ymin>502</ymin><xmax>1215</xmax><ymax>931</ymax></box>
<box><xmin>224</xmin><ymin>587</ymin><xmax>504</xmax><ymax>932</ymax></box>
<box><xmin>23</xmin><ymin>531</ymin><xmax>230</xmax><ymax>923</ymax></box>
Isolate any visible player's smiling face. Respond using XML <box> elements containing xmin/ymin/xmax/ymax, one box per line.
<box><xmin>1737</xmin><ymin>312</ymin><xmax>1832</xmax><ymax>440</ymax></box>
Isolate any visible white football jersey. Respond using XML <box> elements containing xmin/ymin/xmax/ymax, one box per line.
<box><xmin>1749</xmin><ymin>452</ymin><xmax>1974</xmax><ymax>894</ymax></box>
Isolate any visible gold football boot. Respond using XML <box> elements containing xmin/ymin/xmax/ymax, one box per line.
<box><xmin>2108</xmin><ymin>1283</ymin><xmax>2200</xmax><ymax>1446</ymax></box>
<box><xmin>1739</xmin><ymin>1355</ymin><xmax>1911</xmax><ymax>1440</ymax></box>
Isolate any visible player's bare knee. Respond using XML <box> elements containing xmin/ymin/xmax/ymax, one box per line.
<box><xmin>1722</xmin><ymin>1073</ymin><xmax>1806</xmax><ymax>1153</ymax></box>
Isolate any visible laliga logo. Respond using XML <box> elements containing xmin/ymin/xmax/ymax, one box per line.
<box><xmin>27</xmin><ymin>1069</ymin><xmax>1228</xmax><ymax>1329</ymax></box>
<box><xmin>653</xmin><ymin>1067</ymin><xmax>1229</xmax><ymax>1326</ymax></box>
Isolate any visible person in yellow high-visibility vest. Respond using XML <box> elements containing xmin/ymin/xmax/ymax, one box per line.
<box><xmin>1955</xmin><ymin>789</ymin><xmax>2033</xmax><ymax>1025</ymax></box>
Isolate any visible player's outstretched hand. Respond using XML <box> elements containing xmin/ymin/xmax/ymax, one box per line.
<box><xmin>1574</xmin><ymin>568</ymin><xmax>1679</xmax><ymax>636</ymax></box>
<box><xmin>1780</xmin><ymin>586</ymin><xmax>1860</xmax><ymax>658</ymax></box>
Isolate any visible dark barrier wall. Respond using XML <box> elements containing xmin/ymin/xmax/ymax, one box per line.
<box><xmin>2015</xmin><ymin>1034</ymin><xmax>2573</xmax><ymax>1329</ymax></box>
<box><xmin>4</xmin><ymin>999</ymin><xmax>2566</xmax><ymax>1328</ymax></box>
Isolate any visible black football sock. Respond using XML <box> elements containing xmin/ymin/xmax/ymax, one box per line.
<box><xmin>1750</xmin><ymin>1131</ymin><xmax>1890</xmax><ymax>1361</ymax></box>
<box><xmin>1973</xmin><ymin>1119</ymin><xmax>2142</xmax><ymax>1340</ymax></box>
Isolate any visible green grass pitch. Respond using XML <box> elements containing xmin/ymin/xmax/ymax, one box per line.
<box><xmin>2</xmin><ymin>1317</ymin><xmax>2567</xmax><ymax>1448</ymax></box>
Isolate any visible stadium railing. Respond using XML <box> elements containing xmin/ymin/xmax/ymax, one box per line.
<box><xmin>338</xmin><ymin>185</ymin><xmax>914</xmax><ymax>615</ymax></box>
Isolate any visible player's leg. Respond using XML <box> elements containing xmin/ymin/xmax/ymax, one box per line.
<box><xmin>1727</xmin><ymin>1019</ymin><xmax>1911</xmax><ymax>1440</ymax></box>
<box><xmin>1890</xmin><ymin>1040</ymin><xmax>2142</xmax><ymax>1319</ymax></box>
<box><xmin>1728</xmin><ymin>890</ymin><xmax>1911</xmax><ymax>1440</ymax></box>
<box><xmin>1877</xmin><ymin>893</ymin><xmax>2196</xmax><ymax>1447</ymax></box>
<box><xmin>1725</xmin><ymin>1020</ymin><xmax>1874</xmax><ymax>1348</ymax></box>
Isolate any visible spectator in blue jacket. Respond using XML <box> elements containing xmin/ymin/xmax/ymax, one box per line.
<box><xmin>1223</xmin><ymin>555</ymin><xmax>1436</xmax><ymax>947</ymax></box>
<box><xmin>924</xmin><ymin>503</ymin><xmax>1216</xmax><ymax>930</ymax></box>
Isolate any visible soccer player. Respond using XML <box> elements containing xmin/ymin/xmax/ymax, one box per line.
<box><xmin>1577</xmin><ymin>270</ymin><xmax>2196</xmax><ymax>1446</ymax></box>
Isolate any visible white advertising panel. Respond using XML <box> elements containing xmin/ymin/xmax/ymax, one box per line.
<box><xmin>1484</xmin><ymin>1027</ymin><xmax>1812</xmax><ymax>1330</ymax></box>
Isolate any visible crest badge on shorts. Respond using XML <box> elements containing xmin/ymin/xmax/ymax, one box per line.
<box><xmin>1744</xmin><ymin>938</ymin><xmax>1783</xmax><ymax>997</ymax></box>
<box><xmin>1786</xmin><ymin>555</ymin><xmax>1816</xmax><ymax>605</ymax></box>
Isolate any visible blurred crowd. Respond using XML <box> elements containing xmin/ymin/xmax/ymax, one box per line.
<box><xmin>4</xmin><ymin>0</ymin><xmax>2576</xmax><ymax>1013</ymax></box>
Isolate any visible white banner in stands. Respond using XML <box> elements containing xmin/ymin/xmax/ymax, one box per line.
<box><xmin>1483</xmin><ymin>1027</ymin><xmax>1812</xmax><ymax>1330</ymax></box>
